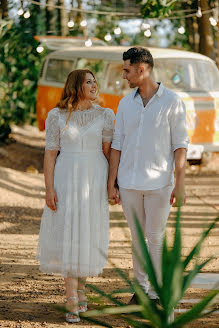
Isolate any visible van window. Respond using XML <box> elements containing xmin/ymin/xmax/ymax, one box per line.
<box><xmin>154</xmin><ymin>58</ymin><xmax>219</xmax><ymax>92</ymax></box>
<box><xmin>105</xmin><ymin>63</ymin><xmax>129</xmax><ymax>94</ymax></box>
<box><xmin>76</xmin><ymin>58</ymin><xmax>105</xmax><ymax>84</ymax></box>
<box><xmin>46</xmin><ymin>59</ymin><xmax>74</xmax><ymax>83</ymax></box>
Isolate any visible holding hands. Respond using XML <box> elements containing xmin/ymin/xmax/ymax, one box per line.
<box><xmin>108</xmin><ymin>182</ymin><xmax>121</xmax><ymax>205</ymax></box>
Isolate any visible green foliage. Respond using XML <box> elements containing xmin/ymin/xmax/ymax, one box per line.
<box><xmin>137</xmin><ymin>0</ymin><xmax>177</xmax><ymax>18</ymax></box>
<box><xmin>0</xmin><ymin>13</ymin><xmax>45</xmax><ymax>141</ymax></box>
<box><xmin>80</xmin><ymin>208</ymin><xmax>219</xmax><ymax>327</ymax></box>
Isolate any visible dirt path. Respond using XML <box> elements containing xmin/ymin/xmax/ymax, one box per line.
<box><xmin>0</xmin><ymin>125</ymin><xmax>218</xmax><ymax>327</ymax></box>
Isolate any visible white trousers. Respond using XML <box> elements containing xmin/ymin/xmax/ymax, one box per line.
<box><xmin>120</xmin><ymin>185</ymin><xmax>172</xmax><ymax>299</ymax></box>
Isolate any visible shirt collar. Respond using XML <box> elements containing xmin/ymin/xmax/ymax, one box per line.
<box><xmin>133</xmin><ymin>82</ymin><xmax>164</xmax><ymax>99</ymax></box>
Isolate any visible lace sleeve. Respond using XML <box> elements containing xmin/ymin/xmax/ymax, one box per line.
<box><xmin>45</xmin><ymin>108</ymin><xmax>60</xmax><ymax>150</ymax></box>
<box><xmin>102</xmin><ymin>108</ymin><xmax>116</xmax><ymax>143</ymax></box>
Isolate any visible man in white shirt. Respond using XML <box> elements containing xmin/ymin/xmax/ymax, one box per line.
<box><xmin>108</xmin><ymin>47</ymin><xmax>189</xmax><ymax>303</ymax></box>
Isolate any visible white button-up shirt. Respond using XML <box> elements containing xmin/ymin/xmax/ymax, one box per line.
<box><xmin>111</xmin><ymin>83</ymin><xmax>189</xmax><ymax>190</ymax></box>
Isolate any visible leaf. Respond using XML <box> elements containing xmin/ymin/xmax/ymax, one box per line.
<box><xmin>81</xmin><ymin>304</ymin><xmax>143</xmax><ymax>317</ymax></box>
<box><xmin>169</xmin><ymin>289</ymin><xmax>219</xmax><ymax>327</ymax></box>
<box><xmin>182</xmin><ymin>258</ymin><xmax>213</xmax><ymax>295</ymax></box>
<box><xmin>119</xmin><ymin>314</ymin><xmax>153</xmax><ymax>328</ymax></box>
<box><xmin>86</xmin><ymin>283</ymin><xmax>125</xmax><ymax>306</ymax></box>
<box><xmin>133</xmin><ymin>212</ymin><xmax>161</xmax><ymax>296</ymax></box>
<box><xmin>161</xmin><ymin>206</ymin><xmax>184</xmax><ymax>312</ymax></box>
<box><xmin>81</xmin><ymin>316</ymin><xmax>113</xmax><ymax>328</ymax></box>
<box><xmin>183</xmin><ymin>217</ymin><xmax>219</xmax><ymax>270</ymax></box>
<box><xmin>133</xmin><ymin>281</ymin><xmax>163</xmax><ymax>326</ymax></box>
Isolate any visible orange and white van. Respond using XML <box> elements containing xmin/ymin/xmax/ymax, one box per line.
<box><xmin>36</xmin><ymin>46</ymin><xmax>219</xmax><ymax>160</ymax></box>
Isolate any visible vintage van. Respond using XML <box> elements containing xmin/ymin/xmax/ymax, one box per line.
<box><xmin>36</xmin><ymin>46</ymin><xmax>219</xmax><ymax>160</ymax></box>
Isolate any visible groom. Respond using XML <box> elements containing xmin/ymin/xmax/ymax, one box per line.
<box><xmin>108</xmin><ymin>47</ymin><xmax>189</xmax><ymax>303</ymax></box>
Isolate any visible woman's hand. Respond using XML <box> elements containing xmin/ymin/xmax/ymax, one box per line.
<box><xmin>46</xmin><ymin>188</ymin><xmax>58</xmax><ymax>211</ymax></box>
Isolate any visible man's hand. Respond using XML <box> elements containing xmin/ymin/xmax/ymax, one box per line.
<box><xmin>170</xmin><ymin>185</ymin><xmax>186</xmax><ymax>207</ymax></box>
<box><xmin>108</xmin><ymin>183</ymin><xmax>121</xmax><ymax>205</ymax></box>
<box><xmin>46</xmin><ymin>188</ymin><xmax>58</xmax><ymax>211</ymax></box>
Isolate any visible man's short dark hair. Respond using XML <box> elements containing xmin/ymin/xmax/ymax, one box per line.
<box><xmin>123</xmin><ymin>47</ymin><xmax>154</xmax><ymax>69</ymax></box>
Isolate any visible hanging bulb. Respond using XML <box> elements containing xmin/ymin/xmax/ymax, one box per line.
<box><xmin>24</xmin><ymin>9</ymin><xmax>30</xmax><ymax>19</ymax></box>
<box><xmin>142</xmin><ymin>23</ymin><xmax>150</xmax><ymax>30</ymax></box>
<box><xmin>209</xmin><ymin>17</ymin><xmax>217</xmax><ymax>26</ymax></box>
<box><xmin>36</xmin><ymin>45</ymin><xmax>44</xmax><ymax>53</ymax></box>
<box><xmin>104</xmin><ymin>33</ymin><xmax>112</xmax><ymax>41</ymax></box>
<box><xmin>114</xmin><ymin>27</ymin><xmax>121</xmax><ymax>35</ymax></box>
<box><xmin>196</xmin><ymin>7</ymin><xmax>202</xmax><ymax>18</ymax></box>
<box><xmin>17</xmin><ymin>8</ymin><xmax>24</xmax><ymax>16</ymax></box>
<box><xmin>80</xmin><ymin>19</ymin><xmax>87</xmax><ymax>27</ymax></box>
<box><xmin>144</xmin><ymin>29</ymin><xmax>151</xmax><ymax>37</ymax></box>
<box><xmin>178</xmin><ymin>26</ymin><xmax>185</xmax><ymax>34</ymax></box>
<box><xmin>67</xmin><ymin>19</ymin><xmax>74</xmax><ymax>28</ymax></box>
<box><xmin>85</xmin><ymin>39</ymin><xmax>92</xmax><ymax>47</ymax></box>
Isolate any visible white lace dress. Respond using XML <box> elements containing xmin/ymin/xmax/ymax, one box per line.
<box><xmin>36</xmin><ymin>105</ymin><xmax>115</xmax><ymax>277</ymax></box>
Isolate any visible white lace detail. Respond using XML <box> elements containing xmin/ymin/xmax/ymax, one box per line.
<box><xmin>45</xmin><ymin>107</ymin><xmax>60</xmax><ymax>151</ymax></box>
<box><xmin>102</xmin><ymin>108</ymin><xmax>115</xmax><ymax>143</ymax></box>
<box><xmin>59</xmin><ymin>104</ymin><xmax>104</xmax><ymax>128</ymax></box>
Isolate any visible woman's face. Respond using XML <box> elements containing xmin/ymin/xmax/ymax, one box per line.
<box><xmin>82</xmin><ymin>73</ymin><xmax>97</xmax><ymax>101</ymax></box>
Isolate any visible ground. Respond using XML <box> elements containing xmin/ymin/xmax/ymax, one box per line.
<box><xmin>0</xmin><ymin>125</ymin><xmax>218</xmax><ymax>328</ymax></box>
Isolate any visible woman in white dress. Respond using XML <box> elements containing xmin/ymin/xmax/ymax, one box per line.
<box><xmin>36</xmin><ymin>69</ymin><xmax>115</xmax><ymax>323</ymax></box>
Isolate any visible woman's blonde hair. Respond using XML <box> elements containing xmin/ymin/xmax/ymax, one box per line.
<box><xmin>57</xmin><ymin>69</ymin><xmax>98</xmax><ymax>124</ymax></box>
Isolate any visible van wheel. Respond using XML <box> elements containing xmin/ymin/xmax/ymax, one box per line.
<box><xmin>201</xmin><ymin>152</ymin><xmax>212</xmax><ymax>165</ymax></box>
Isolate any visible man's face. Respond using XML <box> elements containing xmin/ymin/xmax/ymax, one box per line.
<box><xmin>122</xmin><ymin>60</ymin><xmax>140</xmax><ymax>88</ymax></box>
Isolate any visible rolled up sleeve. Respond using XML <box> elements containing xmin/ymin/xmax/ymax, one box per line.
<box><xmin>111</xmin><ymin>102</ymin><xmax>124</xmax><ymax>151</ymax></box>
<box><xmin>170</xmin><ymin>97</ymin><xmax>189</xmax><ymax>152</ymax></box>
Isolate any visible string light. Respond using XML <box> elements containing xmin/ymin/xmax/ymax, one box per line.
<box><xmin>36</xmin><ymin>45</ymin><xmax>44</xmax><ymax>53</ymax></box>
<box><xmin>144</xmin><ymin>29</ymin><xmax>151</xmax><ymax>37</ymax></box>
<box><xmin>22</xmin><ymin>0</ymin><xmax>218</xmax><ymax>20</ymax></box>
<box><xmin>85</xmin><ymin>38</ymin><xmax>92</xmax><ymax>47</ymax></box>
<box><xmin>114</xmin><ymin>27</ymin><xmax>121</xmax><ymax>35</ymax></box>
<box><xmin>67</xmin><ymin>19</ymin><xmax>74</xmax><ymax>28</ymax></box>
<box><xmin>209</xmin><ymin>17</ymin><xmax>217</xmax><ymax>26</ymax></box>
<box><xmin>80</xmin><ymin>19</ymin><xmax>87</xmax><ymax>27</ymax></box>
<box><xmin>196</xmin><ymin>7</ymin><xmax>202</xmax><ymax>18</ymax></box>
<box><xmin>24</xmin><ymin>9</ymin><xmax>31</xmax><ymax>19</ymax></box>
<box><xmin>104</xmin><ymin>33</ymin><xmax>112</xmax><ymax>41</ymax></box>
<box><xmin>178</xmin><ymin>26</ymin><xmax>185</xmax><ymax>34</ymax></box>
<box><xmin>17</xmin><ymin>8</ymin><xmax>24</xmax><ymax>16</ymax></box>
<box><xmin>142</xmin><ymin>23</ymin><xmax>151</xmax><ymax>30</ymax></box>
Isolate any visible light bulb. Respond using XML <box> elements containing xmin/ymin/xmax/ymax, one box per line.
<box><xmin>67</xmin><ymin>20</ymin><xmax>74</xmax><ymax>28</ymax></box>
<box><xmin>178</xmin><ymin>26</ymin><xmax>185</xmax><ymax>34</ymax></box>
<box><xmin>104</xmin><ymin>33</ymin><xmax>112</xmax><ymax>41</ymax></box>
<box><xmin>114</xmin><ymin>27</ymin><xmax>121</xmax><ymax>35</ymax></box>
<box><xmin>24</xmin><ymin>10</ymin><xmax>30</xmax><ymax>19</ymax></box>
<box><xmin>144</xmin><ymin>29</ymin><xmax>151</xmax><ymax>37</ymax></box>
<box><xmin>85</xmin><ymin>39</ymin><xmax>92</xmax><ymax>47</ymax></box>
<box><xmin>80</xmin><ymin>20</ymin><xmax>87</xmax><ymax>27</ymax></box>
<box><xmin>209</xmin><ymin>17</ymin><xmax>217</xmax><ymax>26</ymax></box>
<box><xmin>36</xmin><ymin>46</ymin><xmax>44</xmax><ymax>53</ymax></box>
<box><xmin>196</xmin><ymin>7</ymin><xmax>202</xmax><ymax>18</ymax></box>
<box><xmin>142</xmin><ymin>23</ymin><xmax>150</xmax><ymax>30</ymax></box>
<box><xmin>17</xmin><ymin>8</ymin><xmax>24</xmax><ymax>16</ymax></box>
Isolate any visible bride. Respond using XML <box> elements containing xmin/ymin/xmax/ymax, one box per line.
<box><xmin>36</xmin><ymin>69</ymin><xmax>115</xmax><ymax>323</ymax></box>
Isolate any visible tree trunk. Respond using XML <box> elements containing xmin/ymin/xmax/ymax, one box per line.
<box><xmin>74</xmin><ymin>0</ymin><xmax>87</xmax><ymax>36</ymax></box>
<box><xmin>57</xmin><ymin>0</ymin><xmax>68</xmax><ymax>36</ymax></box>
<box><xmin>198</xmin><ymin>0</ymin><xmax>215</xmax><ymax>60</ymax></box>
<box><xmin>0</xmin><ymin>0</ymin><xmax>8</xmax><ymax>19</ymax></box>
<box><xmin>185</xmin><ymin>17</ymin><xmax>196</xmax><ymax>51</ymax></box>
<box><xmin>46</xmin><ymin>0</ymin><xmax>57</xmax><ymax>35</ymax></box>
